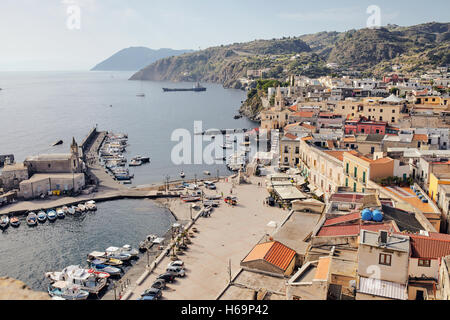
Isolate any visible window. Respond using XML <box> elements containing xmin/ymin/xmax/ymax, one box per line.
<box><xmin>379</xmin><ymin>253</ymin><xmax>392</xmax><ymax>266</ymax></box>
<box><xmin>391</xmin><ymin>117</ymin><xmax>395</xmax><ymax>123</ymax></box>
<box><xmin>418</xmin><ymin>259</ymin><xmax>431</xmax><ymax>267</ymax></box>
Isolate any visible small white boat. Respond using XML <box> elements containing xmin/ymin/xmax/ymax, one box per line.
<box><xmin>67</xmin><ymin>206</ymin><xmax>76</xmax><ymax>215</ymax></box>
<box><xmin>47</xmin><ymin>210</ymin><xmax>57</xmax><ymax>221</ymax></box>
<box><xmin>37</xmin><ymin>211</ymin><xmax>47</xmax><ymax>223</ymax></box>
<box><xmin>120</xmin><ymin>245</ymin><xmax>139</xmax><ymax>257</ymax></box>
<box><xmin>105</xmin><ymin>247</ymin><xmax>132</xmax><ymax>261</ymax></box>
<box><xmin>48</xmin><ymin>281</ymin><xmax>89</xmax><ymax>300</ymax></box>
<box><xmin>129</xmin><ymin>159</ymin><xmax>142</xmax><ymax>167</ymax></box>
<box><xmin>77</xmin><ymin>204</ymin><xmax>86</xmax><ymax>212</ymax></box>
<box><xmin>203</xmin><ymin>171</ymin><xmax>211</xmax><ymax>176</ymax></box>
<box><xmin>85</xmin><ymin>201</ymin><xmax>97</xmax><ymax>211</ymax></box>
<box><xmin>180</xmin><ymin>171</ymin><xmax>186</xmax><ymax>178</ymax></box>
<box><xmin>56</xmin><ymin>208</ymin><xmax>65</xmax><ymax>219</ymax></box>
<box><xmin>0</xmin><ymin>215</ymin><xmax>10</xmax><ymax>229</ymax></box>
<box><xmin>62</xmin><ymin>206</ymin><xmax>69</xmax><ymax>214</ymax></box>
<box><xmin>27</xmin><ymin>212</ymin><xmax>38</xmax><ymax>227</ymax></box>
<box><xmin>45</xmin><ymin>265</ymin><xmax>107</xmax><ymax>294</ymax></box>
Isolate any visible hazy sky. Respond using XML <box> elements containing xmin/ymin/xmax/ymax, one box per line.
<box><xmin>0</xmin><ymin>0</ymin><xmax>449</xmax><ymax>71</ymax></box>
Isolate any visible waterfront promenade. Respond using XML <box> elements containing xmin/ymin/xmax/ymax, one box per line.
<box><xmin>116</xmin><ymin>177</ymin><xmax>289</xmax><ymax>300</ymax></box>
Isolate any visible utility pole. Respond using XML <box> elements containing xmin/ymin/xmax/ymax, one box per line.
<box><xmin>190</xmin><ymin>205</ymin><xmax>193</xmax><ymax>221</ymax></box>
<box><xmin>228</xmin><ymin>259</ymin><xmax>232</xmax><ymax>284</ymax></box>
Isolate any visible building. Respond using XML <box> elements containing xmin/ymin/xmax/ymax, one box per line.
<box><xmin>0</xmin><ymin>163</ymin><xmax>29</xmax><ymax>191</ymax></box>
<box><xmin>356</xmin><ymin>230</ymin><xmax>410</xmax><ymax>300</ymax></box>
<box><xmin>429</xmin><ymin>172</ymin><xmax>450</xmax><ymax>203</ymax></box>
<box><xmin>241</xmin><ymin>241</ymin><xmax>297</xmax><ymax>277</ymax></box>
<box><xmin>18</xmin><ymin>173</ymin><xmax>85</xmax><ymax>199</ymax></box>
<box><xmin>24</xmin><ymin>138</ymin><xmax>82</xmax><ymax>174</ymax></box>
<box><xmin>279</xmin><ymin>133</ymin><xmax>301</xmax><ymax>168</ymax></box>
<box><xmin>343</xmin><ymin>152</ymin><xmax>394</xmax><ymax>193</ymax></box>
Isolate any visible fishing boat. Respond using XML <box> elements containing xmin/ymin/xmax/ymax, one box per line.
<box><xmin>136</xmin><ymin>93</ymin><xmax>145</xmax><ymax>97</ymax></box>
<box><xmin>180</xmin><ymin>171</ymin><xmax>185</xmax><ymax>179</ymax></box>
<box><xmin>85</xmin><ymin>200</ymin><xmax>97</xmax><ymax>211</ymax></box>
<box><xmin>203</xmin><ymin>171</ymin><xmax>211</xmax><ymax>176</ymax></box>
<box><xmin>132</xmin><ymin>155</ymin><xmax>150</xmax><ymax>163</ymax></box>
<box><xmin>88</xmin><ymin>260</ymin><xmax>121</xmax><ymax>276</ymax></box>
<box><xmin>129</xmin><ymin>159</ymin><xmax>142</xmax><ymax>167</ymax></box>
<box><xmin>56</xmin><ymin>208</ymin><xmax>65</xmax><ymax>219</ymax></box>
<box><xmin>87</xmin><ymin>252</ymin><xmax>123</xmax><ymax>267</ymax></box>
<box><xmin>77</xmin><ymin>204</ymin><xmax>86</xmax><ymax>212</ymax></box>
<box><xmin>48</xmin><ymin>281</ymin><xmax>89</xmax><ymax>300</ymax></box>
<box><xmin>67</xmin><ymin>206</ymin><xmax>76</xmax><ymax>215</ymax></box>
<box><xmin>45</xmin><ymin>265</ymin><xmax>107</xmax><ymax>295</ymax></box>
<box><xmin>62</xmin><ymin>206</ymin><xmax>69</xmax><ymax>214</ymax></box>
<box><xmin>37</xmin><ymin>211</ymin><xmax>47</xmax><ymax>223</ymax></box>
<box><xmin>0</xmin><ymin>215</ymin><xmax>10</xmax><ymax>229</ymax></box>
<box><xmin>26</xmin><ymin>212</ymin><xmax>38</xmax><ymax>227</ymax></box>
<box><xmin>47</xmin><ymin>210</ymin><xmax>57</xmax><ymax>221</ymax></box>
<box><xmin>10</xmin><ymin>217</ymin><xmax>20</xmax><ymax>228</ymax></box>
<box><xmin>121</xmin><ymin>245</ymin><xmax>139</xmax><ymax>258</ymax></box>
<box><xmin>182</xmin><ymin>196</ymin><xmax>201</xmax><ymax>203</ymax></box>
<box><xmin>105</xmin><ymin>247</ymin><xmax>132</xmax><ymax>261</ymax></box>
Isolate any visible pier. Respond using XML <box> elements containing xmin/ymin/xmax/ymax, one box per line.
<box><xmin>0</xmin><ymin>127</ymin><xmax>223</xmax><ymax>217</ymax></box>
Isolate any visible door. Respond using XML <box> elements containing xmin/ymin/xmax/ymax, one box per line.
<box><xmin>415</xmin><ymin>290</ymin><xmax>424</xmax><ymax>301</ymax></box>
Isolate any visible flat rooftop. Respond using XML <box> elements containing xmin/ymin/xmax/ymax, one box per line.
<box><xmin>383</xmin><ymin>186</ymin><xmax>436</xmax><ymax>214</ymax></box>
<box><xmin>360</xmin><ymin>229</ymin><xmax>410</xmax><ymax>253</ymax></box>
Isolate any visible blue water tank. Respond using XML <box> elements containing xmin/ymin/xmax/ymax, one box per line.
<box><xmin>361</xmin><ymin>209</ymin><xmax>373</xmax><ymax>221</ymax></box>
<box><xmin>372</xmin><ymin>210</ymin><xmax>384</xmax><ymax>222</ymax></box>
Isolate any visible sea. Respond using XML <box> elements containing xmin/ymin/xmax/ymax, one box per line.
<box><xmin>0</xmin><ymin>71</ymin><xmax>255</xmax><ymax>292</ymax></box>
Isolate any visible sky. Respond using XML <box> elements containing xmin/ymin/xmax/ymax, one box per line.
<box><xmin>0</xmin><ymin>0</ymin><xmax>449</xmax><ymax>71</ymax></box>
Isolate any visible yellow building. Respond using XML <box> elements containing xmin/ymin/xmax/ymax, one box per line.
<box><xmin>343</xmin><ymin>152</ymin><xmax>394</xmax><ymax>193</ymax></box>
<box><xmin>416</xmin><ymin>96</ymin><xmax>450</xmax><ymax>106</ymax></box>
<box><xmin>332</xmin><ymin>100</ymin><xmax>403</xmax><ymax>123</ymax></box>
<box><xmin>429</xmin><ymin>172</ymin><xmax>450</xmax><ymax>202</ymax></box>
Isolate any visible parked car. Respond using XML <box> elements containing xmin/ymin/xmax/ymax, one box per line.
<box><xmin>157</xmin><ymin>273</ymin><xmax>175</xmax><ymax>283</ymax></box>
<box><xmin>166</xmin><ymin>266</ymin><xmax>186</xmax><ymax>278</ymax></box>
<box><xmin>204</xmin><ymin>182</ymin><xmax>216</xmax><ymax>190</ymax></box>
<box><xmin>141</xmin><ymin>288</ymin><xmax>162</xmax><ymax>300</ymax></box>
<box><xmin>167</xmin><ymin>260</ymin><xmax>184</xmax><ymax>268</ymax></box>
<box><xmin>151</xmin><ymin>279</ymin><xmax>166</xmax><ymax>290</ymax></box>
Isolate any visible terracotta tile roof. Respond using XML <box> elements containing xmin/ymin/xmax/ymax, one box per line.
<box><xmin>413</xmin><ymin>134</ymin><xmax>428</xmax><ymax>142</ymax></box>
<box><xmin>284</xmin><ymin>133</ymin><xmax>299</xmax><ymax>140</ymax></box>
<box><xmin>317</xmin><ymin>222</ymin><xmax>392</xmax><ymax>237</ymax></box>
<box><xmin>324</xmin><ymin>150</ymin><xmax>346</xmax><ymax>161</ymax></box>
<box><xmin>301</xmin><ymin>136</ymin><xmax>313</xmax><ymax>141</ymax></box>
<box><xmin>323</xmin><ymin>212</ymin><xmax>361</xmax><ymax>226</ymax></box>
<box><xmin>301</xmin><ymin>123</ymin><xmax>316</xmax><ymax>130</ymax></box>
<box><xmin>242</xmin><ymin>241</ymin><xmax>296</xmax><ymax>271</ymax></box>
<box><xmin>409</xmin><ymin>233</ymin><xmax>450</xmax><ymax>259</ymax></box>
<box><xmin>289</xmin><ymin>105</ymin><xmax>299</xmax><ymax>112</ymax></box>
<box><xmin>292</xmin><ymin>111</ymin><xmax>315</xmax><ymax>118</ymax></box>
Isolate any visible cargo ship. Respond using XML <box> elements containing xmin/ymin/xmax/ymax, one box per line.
<box><xmin>163</xmin><ymin>82</ymin><xmax>206</xmax><ymax>92</ymax></box>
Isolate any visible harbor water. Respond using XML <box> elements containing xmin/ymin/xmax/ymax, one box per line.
<box><xmin>0</xmin><ymin>71</ymin><xmax>255</xmax><ymax>185</ymax></box>
<box><xmin>0</xmin><ymin>199</ymin><xmax>176</xmax><ymax>292</ymax></box>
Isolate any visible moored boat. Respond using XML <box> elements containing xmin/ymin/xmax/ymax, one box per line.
<box><xmin>180</xmin><ymin>171</ymin><xmax>185</xmax><ymax>178</ymax></box>
<box><xmin>26</xmin><ymin>212</ymin><xmax>38</xmax><ymax>227</ymax></box>
<box><xmin>10</xmin><ymin>217</ymin><xmax>20</xmax><ymax>228</ymax></box>
<box><xmin>0</xmin><ymin>215</ymin><xmax>10</xmax><ymax>229</ymax></box>
<box><xmin>45</xmin><ymin>265</ymin><xmax>107</xmax><ymax>295</ymax></box>
<box><xmin>105</xmin><ymin>247</ymin><xmax>132</xmax><ymax>261</ymax></box>
<box><xmin>67</xmin><ymin>206</ymin><xmax>76</xmax><ymax>215</ymax></box>
<box><xmin>87</xmin><ymin>251</ymin><xmax>123</xmax><ymax>266</ymax></box>
<box><xmin>56</xmin><ymin>208</ymin><xmax>65</xmax><ymax>219</ymax></box>
<box><xmin>37</xmin><ymin>211</ymin><xmax>47</xmax><ymax>223</ymax></box>
<box><xmin>47</xmin><ymin>210</ymin><xmax>57</xmax><ymax>221</ymax></box>
<box><xmin>62</xmin><ymin>206</ymin><xmax>69</xmax><ymax>214</ymax></box>
<box><xmin>88</xmin><ymin>260</ymin><xmax>121</xmax><ymax>277</ymax></box>
<box><xmin>48</xmin><ymin>281</ymin><xmax>89</xmax><ymax>300</ymax></box>
<box><xmin>85</xmin><ymin>200</ymin><xmax>97</xmax><ymax>211</ymax></box>
<box><xmin>77</xmin><ymin>204</ymin><xmax>86</xmax><ymax>212</ymax></box>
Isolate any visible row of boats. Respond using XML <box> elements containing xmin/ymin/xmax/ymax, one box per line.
<box><xmin>46</xmin><ymin>244</ymin><xmax>140</xmax><ymax>300</ymax></box>
<box><xmin>100</xmin><ymin>133</ymin><xmax>150</xmax><ymax>182</ymax></box>
<box><xmin>0</xmin><ymin>201</ymin><xmax>97</xmax><ymax>229</ymax></box>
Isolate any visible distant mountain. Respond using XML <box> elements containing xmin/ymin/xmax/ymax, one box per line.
<box><xmin>91</xmin><ymin>47</ymin><xmax>193</xmax><ymax>71</ymax></box>
<box><xmin>129</xmin><ymin>22</ymin><xmax>450</xmax><ymax>86</ymax></box>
